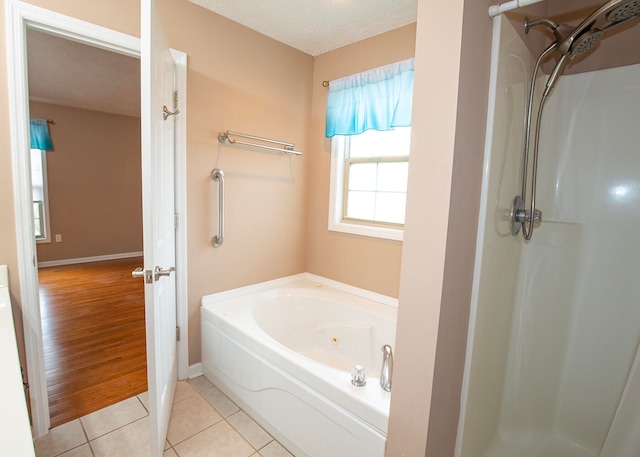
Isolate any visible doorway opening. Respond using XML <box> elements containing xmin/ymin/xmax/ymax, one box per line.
<box><xmin>6</xmin><ymin>1</ymin><xmax>189</xmax><ymax>439</ymax></box>
<box><xmin>27</xmin><ymin>27</ymin><xmax>146</xmax><ymax>428</ymax></box>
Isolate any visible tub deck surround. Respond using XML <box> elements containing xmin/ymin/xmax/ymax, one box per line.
<box><xmin>201</xmin><ymin>273</ymin><xmax>397</xmax><ymax>457</ymax></box>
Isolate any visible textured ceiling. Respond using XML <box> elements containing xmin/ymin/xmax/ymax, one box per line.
<box><xmin>26</xmin><ymin>1</ymin><xmax>418</xmax><ymax>117</ymax></box>
<box><xmin>188</xmin><ymin>0</ymin><xmax>418</xmax><ymax>56</ymax></box>
<box><xmin>26</xmin><ymin>1</ymin><xmax>637</xmax><ymax>118</ymax></box>
<box><xmin>27</xmin><ymin>29</ymin><xmax>140</xmax><ymax>118</ymax></box>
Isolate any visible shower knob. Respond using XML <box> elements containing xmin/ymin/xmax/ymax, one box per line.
<box><xmin>511</xmin><ymin>195</ymin><xmax>542</xmax><ymax>236</ymax></box>
<box><xmin>351</xmin><ymin>365</ymin><xmax>367</xmax><ymax>387</ymax></box>
<box><xmin>532</xmin><ymin>208</ymin><xmax>542</xmax><ymax>226</ymax></box>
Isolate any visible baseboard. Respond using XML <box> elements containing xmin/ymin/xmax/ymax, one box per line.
<box><xmin>189</xmin><ymin>363</ymin><xmax>203</xmax><ymax>379</ymax></box>
<box><xmin>38</xmin><ymin>251</ymin><xmax>143</xmax><ymax>268</ymax></box>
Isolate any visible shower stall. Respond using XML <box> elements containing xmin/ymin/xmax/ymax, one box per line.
<box><xmin>456</xmin><ymin>2</ymin><xmax>640</xmax><ymax>457</ymax></box>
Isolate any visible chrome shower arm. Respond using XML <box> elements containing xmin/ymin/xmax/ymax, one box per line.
<box><xmin>524</xmin><ymin>17</ymin><xmax>560</xmax><ymax>34</ymax></box>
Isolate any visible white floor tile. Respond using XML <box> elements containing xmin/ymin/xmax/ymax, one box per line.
<box><xmin>200</xmin><ymin>385</ymin><xmax>240</xmax><ymax>418</ymax></box>
<box><xmin>174</xmin><ymin>421</ymin><xmax>254</xmax><ymax>457</ymax></box>
<box><xmin>188</xmin><ymin>375</ymin><xmax>213</xmax><ymax>392</ymax></box>
<box><xmin>90</xmin><ymin>416</ymin><xmax>150</xmax><ymax>457</ymax></box>
<box><xmin>166</xmin><ymin>391</ymin><xmax>223</xmax><ymax>445</ymax></box>
<box><xmin>259</xmin><ymin>441</ymin><xmax>294</xmax><ymax>457</ymax></box>
<box><xmin>34</xmin><ymin>385</ymin><xmax>293</xmax><ymax>457</ymax></box>
<box><xmin>173</xmin><ymin>380</ymin><xmax>198</xmax><ymax>404</ymax></box>
<box><xmin>81</xmin><ymin>396</ymin><xmax>148</xmax><ymax>440</ymax></box>
<box><xmin>227</xmin><ymin>411</ymin><xmax>272</xmax><ymax>450</ymax></box>
<box><xmin>138</xmin><ymin>391</ymin><xmax>149</xmax><ymax>411</ymax></box>
<box><xmin>34</xmin><ymin>419</ymin><xmax>86</xmax><ymax>457</ymax></box>
<box><xmin>58</xmin><ymin>443</ymin><xmax>93</xmax><ymax>457</ymax></box>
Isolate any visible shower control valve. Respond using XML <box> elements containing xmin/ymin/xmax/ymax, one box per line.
<box><xmin>510</xmin><ymin>195</ymin><xmax>542</xmax><ymax>236</ymax></box>
<box><xmin>351</xmin><ymin>365</ymin><xmax>367</xmax><ymax>387</ymax></box>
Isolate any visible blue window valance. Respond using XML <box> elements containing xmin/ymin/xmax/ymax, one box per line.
<box><xmin>30</xmin><ymin>118</ymin><xmax>53</xmax><ymax>151</ymax></box>
<box><xmin>325</xmin><ymin>58</ymin><xmax>414</xmax><ymax>138</ymax></box>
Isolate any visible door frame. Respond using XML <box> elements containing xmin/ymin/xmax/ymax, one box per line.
<box><xmin>5</xmin><ymin>0</ymin><xmax>189</xmax><ymax>438</ymax></box>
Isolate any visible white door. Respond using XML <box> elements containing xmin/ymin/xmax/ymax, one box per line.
<box><xmin>141</xmin><ymin>0</ymin><xmax>178</xmax><ymax>454</ymax></box>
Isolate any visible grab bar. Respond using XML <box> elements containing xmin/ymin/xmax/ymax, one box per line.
<box><xmin>218</xmin><ymin>130</ymin><xmax>303</xmax><ymax>156</ymax></box>
<box><xmin>211</xmin><ymin>168</ymin><xmax>224</xmax><ymax>247</ymax></box>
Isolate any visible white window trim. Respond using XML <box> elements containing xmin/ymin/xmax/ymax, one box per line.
<box><xmin>328</xmin><ymin>136</ymin><xmax>404</xmax><ymax>241</ymax></box>
<box><xmin>33</xmin><ymin>149</ymin><xmax>52</xmax><ymax>244</ymax></box>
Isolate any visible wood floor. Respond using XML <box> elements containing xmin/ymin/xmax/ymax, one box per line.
<box><xmin>38</xmin><ymin>257</ymin><xmax>147</xmax><ymax>428</ymax></box>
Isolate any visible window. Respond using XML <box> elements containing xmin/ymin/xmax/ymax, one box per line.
<box><xmin>31</xmin><ymin>148</ymin><xmax>51</xmax><ymax>243</ymax></box>
<box><xmin>324</xmin><ymin>58</ymin><xmax>414</xmax><ymax>241</ymax></box>
<box><xmin>329</xmin><ymin>127</ymin><xmax>410</xmax><ymax>240</ymax></box>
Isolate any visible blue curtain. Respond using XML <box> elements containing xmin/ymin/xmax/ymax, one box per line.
<box><xmin>325</xmin><ymin>58</ymin><xmax>414</xmax><ymax>138</ymax></box>
<box><xmin>30</xmin><ymin>118</ymin><xmax>53</xmax><ymax>150</ymax></box>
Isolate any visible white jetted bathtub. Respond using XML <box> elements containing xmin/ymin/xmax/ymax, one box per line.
<box><xmin>201</xmin><ymin>274</ymin><xmax>397</xmax><ymax>457</ymax></box>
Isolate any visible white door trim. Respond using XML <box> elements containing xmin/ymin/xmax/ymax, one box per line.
<box><xmin>172</xmin><ymin>49</ymin><xmax>189</xmax><ymax>383</ymax></box>
<box><xmin>4</xmin><ymin>0</ymin><xmax>189</xmax><ymax>438</ymax></box>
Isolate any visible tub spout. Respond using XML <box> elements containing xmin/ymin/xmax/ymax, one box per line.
<box><xmin>380</xmin><ymin>344</ymin><xmax>393</xmax><ymax>392</ymax></box>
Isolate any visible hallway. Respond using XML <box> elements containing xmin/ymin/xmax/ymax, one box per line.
<box><xmin>39</xmin><ymin>258</ymin><xmax>147</xmax><ymax>427</ymax></box>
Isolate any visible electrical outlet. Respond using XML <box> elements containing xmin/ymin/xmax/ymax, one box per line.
<box><xmin>55</xmin><ymin>234</ymin><xmax>62</xmax><ymax>242</ymax></box>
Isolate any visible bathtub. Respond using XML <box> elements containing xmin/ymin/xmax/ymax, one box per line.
<box><xmin>200</xmin><ymin>273</ymin><xmax>397</xmax><ymax>457</ymax></box>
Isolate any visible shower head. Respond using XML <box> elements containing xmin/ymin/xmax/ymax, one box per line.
<box><xmin>568</xmin><ymin>29</ymin><xmax>604</xmax><ymax>59</ymax></box>
<box><xmin>557</xmin><ymin>0</ymin><xmax>640</xmax><ymax>57</ymax></box>
<box><xmin>542</xmin><ymin>0</ymin><xmax>640</xmax><ymax>97</ymax></box>
<box><xmin>543</xmin><ymin>29</ymin><xmax>603</xmax><ymax>98</ymax></box>
<box><xmin>607</xmin><ymin>0</ymin><xmax>640</xmax><ymax>22</ymax></box>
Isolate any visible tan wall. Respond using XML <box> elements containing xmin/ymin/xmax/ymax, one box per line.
<box><xmin>0</xmin><ymin>0</ymin><xmax>26</xmax><ymax>375</ymax></box>
<box><xmin>0</xmin><ymin>0</ymin><xmax>16</xmax><ymax>289</ymax></box>
<box><xmin>387</xmin><ymin>0</ymin><xmax>464</xmax><ymax>452</ymax></box>
<box><xmin>155</xmin><ymin>0</ymin><xmax>313</xmax><ymax>364</ymax></box>
<box><xmin>0</xmin><ymin>0</ymin><xmax>497</xmax><ymax>453</ymax></box>
<box><xmin>30</xmin><ymin>102</ymin><xmax>142</xmax><ymax>262</ymax></box>
<box><xmin>424</xmin><ymin>0</ymin><xmax>493</xmax><ymax>454</ymax></box>
<box><xmin>21</xmin><ymin>0</ymin><xmax>139</xmax><ymax>36</ymax></box>
<box><xmin>387</xmin><ymin>0</ymin><xmax>493</xmax><ymax>454</ymax></box>
<box><xmin>2</xmin><ymin>0</ymin><xmax>417</xmax><ymax>391</ymax></box>
<box><xmin>0</xmin><ymin>0</ymin><xmax>313</xmax><ymax>367</ymax></box>
<box><xmin>307</xmin><ymin>25</ymin><xmax>416</xmax><ymax>299</ymax></box>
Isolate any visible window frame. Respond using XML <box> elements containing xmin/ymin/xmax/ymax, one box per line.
<box><xmin>328</xmin><ymin>134</ymin><xmax>408</xmax><ymax>241</ymax></box>
<box><xmin>31</xmin><ymin>148</ymin><xmax>52</xmax><ymax>244</ymax></box>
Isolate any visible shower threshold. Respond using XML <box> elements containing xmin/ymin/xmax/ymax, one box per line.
<box><xmin>483</xmin><ymin>431</ymin><xmax>598</xmax><ymax>457</ymax></box>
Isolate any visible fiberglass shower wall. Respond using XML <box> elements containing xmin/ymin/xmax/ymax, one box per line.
<box><xmin>457</xmin><ymin>14</ymin><xmax>640</xmax><ymax>457</ymax></box>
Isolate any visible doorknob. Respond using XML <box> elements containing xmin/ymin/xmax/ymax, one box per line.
<box><xmin>154</xmin><ymin>266</ymin><xmax>175</xmax><ymax>281</ymax></box>
<box><xmin>132</xmin><ymin>267</ymin><xmax>153</xmax><ymax>284</ymax></box>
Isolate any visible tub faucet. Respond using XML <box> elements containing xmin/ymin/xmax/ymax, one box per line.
<box><xmin>380</xmin><ymin>344</ymin><xmax>393</xmax><ymax>392</ymax></box>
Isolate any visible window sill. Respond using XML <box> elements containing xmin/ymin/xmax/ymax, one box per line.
<box><xmin>328</xmin><ymin>220</ymin><xmax>403</xmax><ymax>241</ymax></box>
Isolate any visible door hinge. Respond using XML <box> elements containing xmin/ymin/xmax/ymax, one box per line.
<box><xmin>176</xmin><ymin>326</ymin><xmax>181</xmax><ymax>342</ymax></box>
<box><xmin>162</xmin><ymin>91</ymin><xmax>180</xmax><ymax>121</ymax></box>
<box><xmin>175</xmin><ymin>213</ymin><xmax>179</xmax><ymax>230</ymax></box>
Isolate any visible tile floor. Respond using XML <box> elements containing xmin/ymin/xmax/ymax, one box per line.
<box><xmin>34</xmin><ymin>376</ymin><xmax>294</xmax><ymax>457</ymax></box>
